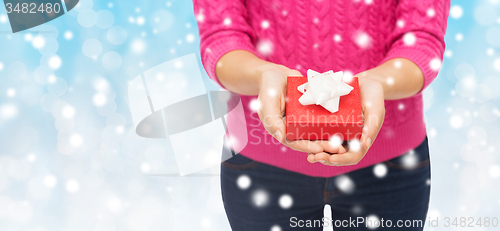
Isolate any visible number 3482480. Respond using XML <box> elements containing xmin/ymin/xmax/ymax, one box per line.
<box><xmin>5</xmin><ymin>2</ymin><xmax>61</xmax><ymax>14</ymax></box>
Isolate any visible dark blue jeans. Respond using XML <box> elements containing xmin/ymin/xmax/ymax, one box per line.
<box><xmin>221</xmin><ymin>137</ymin><xmax>430</xmax><ymax>230</ymax></box>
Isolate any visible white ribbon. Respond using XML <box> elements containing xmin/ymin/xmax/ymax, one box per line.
<box><xmin>297</xmin><ymin>69</ymin><xmax>354</xmax><ymax>113</ymax></box>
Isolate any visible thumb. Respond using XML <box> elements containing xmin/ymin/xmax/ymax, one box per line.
<box><xmin>257</xmin><ymin>95</ymin><xmax>286</xmax><ymax>143</ymax></box>
<box><xmin>287</xmin><ymin>69</ymin><xmax>302</xmax><ymax>76</ymax></box>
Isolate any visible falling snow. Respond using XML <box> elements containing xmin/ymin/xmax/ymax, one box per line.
<box><xmin>353</xmin><ymin>31</ymin><xmax>371</xmax><ymax>49</ymax></box>
<box><xmin>278</xmin><ymin>194</ymin><xmax>293</xmax><ymax>209</ymax></box>
<box><xmin>373</xmin><ymin>163</ymin><xmax>388</xmax><ymax>178</ymax></box>
<box><xmin>257</xmin><ymin>40</ymin><xmax>273</xmax><ymax>56</ymax></box>
<box><xmin>450</xmin><ymin>5</ymin><xmax>464</xmax><ymax>19</ymax></box>
<box><xmin>237</xmin><ymin>175</ymin><xmax>252</xmax><ymax>190</ymax></box>
<box><xmin>249</xmin><ymin>99</ymin><xmax>262</xmax><ymax>111</ymax></box>
<box><xmin>335</xmin><ymin>175</ymin><xmax>355</xmax><ymax>194</ymax></box>
<box><xmin>329</xmin><ymin>134</ymin><xmax>342</xmax><ymax>147</ymax></box>
<box><xmin>333</xmin><ymin>34</ymin><xmax>342</xmax><ymax>42</ymax></box>
<box><xmin>252</xmin><ymin>189</ymin><xmax>269</xmax><ymax>208</ymax></box>
<box><xmin>403</xmin><ymin>32</ymin><xmax>417</xmax><ymax>46</ymax></box>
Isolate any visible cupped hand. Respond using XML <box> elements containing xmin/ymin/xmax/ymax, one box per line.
<box><xmin>256</xmin><ymin>64</ymin><xmax>340</xmax><ymax>154</ymax></box>
<box><xmin>308</xmin><ymin>75</ymin><xmax>385</xmax><ymax>166</ymax></box>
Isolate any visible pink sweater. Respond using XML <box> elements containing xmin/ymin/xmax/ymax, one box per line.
<box><xmin>193</xmin><ymin>0</ymin><xmax>449</xmax><ymax>177</ymax></box>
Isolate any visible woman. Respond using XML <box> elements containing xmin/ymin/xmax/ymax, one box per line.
<box><xmin>193</xmin><ymin>0</ymin><xmax>449</xmax><ymax>230</ymax></box>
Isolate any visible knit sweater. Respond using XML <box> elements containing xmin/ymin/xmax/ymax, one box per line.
<box><xmin>193</xmin><ymin>0</ymin><xmax>449</xmax><ymax>177</ymax></box>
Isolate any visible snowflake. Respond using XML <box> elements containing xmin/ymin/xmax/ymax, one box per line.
<box><xmin>427</xmin><ymin>8</ymin><xmax>436</xmax><ymax>17</ymax></box>
<box><xmin>62</xmin><ymin>105</ymin><xmax>76</xmax><ymax>119</ymax></box>
<box><xmin>373</xmin><ymin>163</ymin><xmax>388</xmax><ymax>178</ymax></box>
<box><xmin>32</xmin><ymin>36</ymin><xmax>45</xmax><ymax>49</ymax></box>
<box><xmin>237</xmin><ymin>175</ymin><xmax>251</xmax><ymax>190</ymax></box>
<box><xmin>24</xmin><ymin>33</ymin><xmax>33</xmax><ymax>41</ymax></box>
<box><xmin>396</xmin><ymin>19</ymin><xmax>405</xmax><ymax>28</ymax></box>
<box><xmin>386</xmin><ymin>77</ymin><xmax>394</xmax><ymax>85</ymax></box>
<box><xmin>353</xmin><ymin>31</ymin><xmax>371</xmax><ymax>49</ymax></box>
<box><xmin>257</xmin><ymin>40</ymin><xmax>273</xmax><ymax>56</ymax></box>
<box><xmin>366</xmin><ymin>214</ymin><xmax>380</xmax><ymax>229</ymax></box>
<box><xmin>6</xmin><ymin>88</ymin><xmax>15</xmax><ymax>97</ymax></box>
<box><xmin>249</xmin><ymin>99</ymin><xmax>262</xmax><ymax>112</ymax></box>
<box><xmin>131</xmin><ymin>39</ymin><xmax>146</xmax><ymax>53</ymax></box>
<box><xmin>252</xmin><ymin>189</ymin><xmax>269</xmax><ymax>207</ymax></box>
<box><xmin>333</xmin><ymin>34</ymin><xmax>342</xmax><ymax>42</ymax></box>
<box><xmin>66</xmin><ymin>179</ymin><xmax>80</xmax><ymax>193</ymax></box>
<box><xmin>487</xmin><ymin>48</ymin><xmax>495</xmax><ymax>56</ymax></box>
<box><xmin>27</xmin><ymin>153</ymin><xmax>36</xmax><ymax>162</ymax></box>
<box><xmin>490</xmin><ymin>165</ymin><xmax>500</xmax><ymax>178</ymax></box>
<box><xmin>186</xmin><ymin>34</ymin><xmax>195</xmax><ymax>43</ymax></box>
<box><xmin>342</xmin><ymin>70</ymin><xmax>354</xmax><ymax>83</ymax></box>
<box><xmin>267</xmin><ymin>88</ymin><xmax>278</xmax><ymax>97</ymax></box>
<box><xmin>261</xmin><ymin>20</ymin><xmax>270</xmax><ymax>29</ymax></box>
<box><xmin>43</xmin><ymin>175</ymin><xmax>57</xmax><ymax>188</ymax></box>
<box><xmin>0</xmin><ymin>104</ymin><xmax>18</xmax><ymax>119</ymax></box>
<box><xmin>64</xmin><ymin>31</ymin><xmax>73</xmax><ymax>40</ymax></box>
<box><xmin>196</xmin><ymin>13</ymin><xmax>205</xmax><ymax>22</ymax></box>
<box><xmin>429</xmin><ymin>58</ymin><xmax>442</xmax><ymax>71</ymax></box>
<box><xmin>279</xmin><ymin>194</ymin><xmax>293</xmax><ymax>209</ymax></box>
<box><xmin>93</xmin><ymin>93</ymin><xmax>108</xmax><ymax>107</ymax></box>
<box><xmin>445</xmin><ymin>50</ymin><xmax>453</xmax><ymax>58</ymax></box>
<box><xmin>329</xmin><ymin>134</ymin><xmax>342</xmax><ymax>147</ymax></box>
<box><xmin>494</xmin><ymin>58</ymin><xmax>500</xmax><ymax>71</ymax></box>
<box><xmin>335</xmin><ymin>175</ymin><xmax>355</xmax><ymax>194</ymax></box>
<box><xmin>401</xmin><ymin>151</ymin><xmax>418</xmax><ymax>168</ymax></box>
<box><xmin>70</xmin><ymin>133</ymin><xmax>83</xmax><ymax>147</ymax></box>
<box><xmin>140</xmin><ymin>163</ymin><xmax>150</xmax><ymax>173</ymax></box>
<box><xmin>270</xmin><ymin>225</ymin><xmax>282</xmax><ymax>231</ymax></box>
<box><xmin>450</xmin><ymin>5</ymin><xmax>463</xmax><ymax>19</ymax></box>
<box><xmin>394</xmin><ymin>60</ymin><xmax>402</xmax><ymax>68</ymax></box>
<box><xmin>136</xmin><ymin>16</ymin><xmax>145</xmax><ymax>25</ymax></box>
<box><xmin>403</xmin><ymin>32</ymin><xmax>416</xmax><ymax>46</ymax></box>
<box><xmin>449</xmin><ymin>114</ymin><xmax>464</xmax><ymax>129</ymax></box>
<box><xmin>48</xmin><ymin>55</ymin><xmax>62</xmax><ymax>70</ymax></box>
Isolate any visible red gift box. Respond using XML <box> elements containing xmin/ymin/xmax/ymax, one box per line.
<box><xmin>286</xmin><ymin>76</ymin><xmax>363</xmax><ymax>141</ymax></box>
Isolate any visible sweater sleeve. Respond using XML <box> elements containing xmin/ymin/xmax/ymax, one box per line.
<box><xmin>192</xmin><ymin>0</ymin><xmax>260</xmax><ymax>88</ymax></box>
<box><xmin>380</xmin><ymin>0</ymin><xmax>450</xmax><ymax>92</ymax></box>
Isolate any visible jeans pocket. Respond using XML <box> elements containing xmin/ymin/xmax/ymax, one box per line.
<box><xmin>222</xmin><ymin>153</ymin><xmax>260</xmax><ymax>170</ymax></box>
<box><xmin>385</xmin><ymin>136</ymin><xmax>430</xmax><ymax>170</ymax></box>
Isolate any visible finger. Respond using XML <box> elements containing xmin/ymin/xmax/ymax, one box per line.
<box><xmin>278</xmin><ymin>66</ymin><xmax>302</xmax><ymax>77</ymax></box>
<box><xmin>316</xmin><ymin>140</ymin><xmax>348</xmax><ymax>154</ymax></box>
<box><xmin>284</xmin><ymin>139</ymin><xmax>324</xmax><ymax>153</ymax></box>
<box><xmin>328</xmin><ymin>152</ymin><xmax>363</xmax><ymax>166</ymax></box>
<box><xmin>307</xmin><ymin>153</ymin><xmax>316</xmax><ymax>163</ymax></box>
<box><xmin>313</xmin><ymin>152</ymin><xmax>333</xmax><ymax>164</ymax></box>
<box><xmin>257</xmin><ymin>95</ymin><xmax>286</xmax><ymax>143</ymax></box>
<box><xmin>316</xmin><ymin>141</ymin><xmax>339</xmax><ymax>153</ymax></box>
<box><xmin>360</xmin><ymin>103</ymin><xmax>384</xmax><ymax>150</ymax></box>
<box><xmin>314</xmin><ymin>152</ymin><xmax>348</xmax><ymax>166</ymax></box>
<box><xmin>287</xmin><ymin>69</ymin><xmax>302</xmax><ymax>76</ymax></box>
<box><xmin>359</xmin><ymin>80</ymin><xmax>385</xmax><ymax>150</ymax></box>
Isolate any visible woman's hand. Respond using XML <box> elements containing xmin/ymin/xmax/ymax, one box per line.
<box><xmin>256</xmin><ymin>64</ymin><xmax>343</xmax><ymax>154</ymax></box>
<box><xmin>308</xmin><ymin>75</ymin><xmax>385</xmax><ymax>166</ymax></box>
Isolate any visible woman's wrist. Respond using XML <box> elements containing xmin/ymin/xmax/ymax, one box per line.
<box><xmin>357</xmin><ymin>58</ymin><xmax>424</xmax><ymax>100</ymax></box>
<box><xmin>357</xmin><ymin>70</ymin><xmax>387</xmax><ymax>97</ymax></box>
<box><xmin>255</xmin><ymin>63</ymin><xmax>288</xmax><ymax>88</ymax></box>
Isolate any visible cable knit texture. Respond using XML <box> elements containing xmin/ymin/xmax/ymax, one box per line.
<box><xmin>193</xmin><ymin>0</ymin><xmax>449</xmax><ymax>177</ymax></box>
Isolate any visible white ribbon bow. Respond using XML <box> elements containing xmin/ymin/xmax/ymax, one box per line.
<box><xmin>297</xmin><ymin>70</ymin><xmax>354</xmax><ymax>113</ymax></box>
